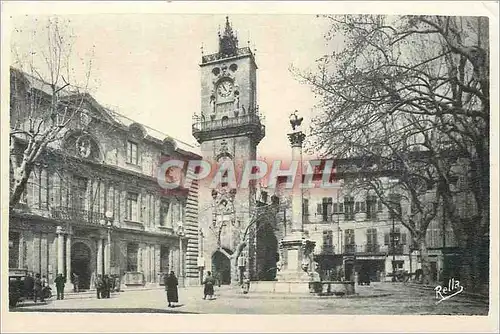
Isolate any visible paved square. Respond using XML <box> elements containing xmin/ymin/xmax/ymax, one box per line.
<box><xmin>11</xmin><ymin>283</ymin><xmax>488</xmax><ymax>315</ymax></box>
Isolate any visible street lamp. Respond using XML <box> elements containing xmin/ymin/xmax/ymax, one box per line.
<box><xmin>176</xmin><ymin>221</ymin><xmax>185</xmax><ymax>287</ymax></box>
<box><xmin>100</xmin><ymin>211</ymin><xmax>114</xmax><ymax>277</ymax></box>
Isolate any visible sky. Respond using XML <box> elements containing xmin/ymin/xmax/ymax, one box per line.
<box><xmin>10</xmin><ymin>14</ymin><xmax>332</xmax><ymax>160</ymax></box>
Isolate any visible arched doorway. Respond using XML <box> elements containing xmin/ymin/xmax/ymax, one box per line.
<box><xmin>212</xmin><ymin>250</ymin><xmax>231</xmax><ymax>285</ymax></box>
<box><xmin>256</xmin><ymin>220</ymin><xmax>279</xmax><ymax>280</ymax></box>
<box><xmin>71</xmin><ymin>242</ymin><xmax>92</xmax><ymax>290</ymax></box>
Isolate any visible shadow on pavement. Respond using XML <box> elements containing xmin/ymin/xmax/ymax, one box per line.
<box><xmin>11</xmin><ymin>308</ymin><xmax>199</xmax><ymax>314</ymax></box>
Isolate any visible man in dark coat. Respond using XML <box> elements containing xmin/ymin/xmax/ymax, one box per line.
<box><xmin>203</xmin><ymin>271</ymin><xmax>216</xmax><ymax>300</ymax></box>
<box><xmin>72</xmin><ymin>273</ymin><xmax>80</xmax><ymax>293</ymax></box>
<box><xmin>96</xmin><ymin>274</ymin><xmax>104</xmax><ymax>299</ymax></box>
<box><xmin>164</xmin><ymin>271</ymin><xmax>179</xmax><ymax>307</ymax></box>
<box><xmin>103</xmin><ymin>275</ymin><xmax>111</xmax><ymax>298</ymax></box>
<box><xmin>54</xmin><ymin>273</ymin><xmax>66</xmax><ymax>300</ymax></box>
<box><xmin>33</xmin><ymin>273</ymin><xmax>44</xmax><ymax>303</ymax></box>
<box><xmin>24</xmin><ymin>272</ymin><xmax>34</xmax><ymax>300</ymax></box>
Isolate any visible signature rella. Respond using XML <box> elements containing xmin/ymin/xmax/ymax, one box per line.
<box><xmin>156</xmin><ymin>159</ymin><xmax>340</xmax><ymax>190</ymax></box>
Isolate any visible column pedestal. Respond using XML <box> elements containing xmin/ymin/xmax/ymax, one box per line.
<box><xmin>276</xmin><ymin>234</ymin><xmax>316</xmax><ymax>283</ymax></box>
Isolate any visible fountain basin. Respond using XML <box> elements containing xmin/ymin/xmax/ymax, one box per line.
<box><xmin>309</xmin><ymin>281</ymin><xmax>356</xmax><ymax>296</ymax></box>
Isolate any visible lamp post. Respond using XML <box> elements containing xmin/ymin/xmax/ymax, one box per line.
<box><xmin>100</xmin><ymin>211</ymin><xmax>114</xmax><ymax>276</ymax></box>
<box><xmin>176</xmin><ymin>221</ymin><xmax>185</xmax><ymax>287</ymax></box>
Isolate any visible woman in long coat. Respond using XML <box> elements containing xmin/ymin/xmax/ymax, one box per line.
<box><xmin>164</xmin><ymin>271</ymin><xmax>179</xmax><ymax>307</ymax></box>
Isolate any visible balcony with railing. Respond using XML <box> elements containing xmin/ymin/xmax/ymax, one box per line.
<box><xmin>320</xmin><ymin>245</ymin><xmax>335</xmax><ymax>255</ymax></box>
<box><xmin>344</xmin><ymin>244</ymin><xmax>357</xmax><ymax>254</ymax></box>
<box><xmin>342</xmin><ymin>244</ymin><xmax>407</xmax><ymax>255</ymax></box>
<box><xmin>192</xmin><ymin>112</ymin><xmax>265</xmax><ymax>143</ymax></box>
<box><xmin>51</xmin><ymin>206</ymin><xmax>106</xmax><ymax>226</ymax></box>
<box><xmin>201</xmin><ymin>47</ymin><xmax>254</xmax><ymax>64</ymax></box>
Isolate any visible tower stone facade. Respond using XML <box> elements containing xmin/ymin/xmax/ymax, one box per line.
<box><xmin>192</xmin><ymin>17</ymin><xmax>265</xmax><ymax>283</ymax></box>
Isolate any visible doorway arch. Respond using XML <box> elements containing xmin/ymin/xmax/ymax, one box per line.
<box><xmin>71</xmin><ymin>242</ymin><xmax>92</xmax><ymax>290</ymax></box>
<box><xmin>256</xmin><ymin>220</ymin><xmax>279</xmax><ymax>280</ymax></box>
<box><xmin>212</xmin><ymin>250</ymin><xmax>231</xmax><ymax>285</ymax></box>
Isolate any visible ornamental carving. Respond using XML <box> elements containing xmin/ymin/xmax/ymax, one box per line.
<box><xmin>287</xmin><ymin>132</ymin><xmax>306</xmax><ymax>147</ymax></box>
<box><xmin>76</xmin><ymin>135</ymin><xmax>92</xmax><ymax>158</ymax></box>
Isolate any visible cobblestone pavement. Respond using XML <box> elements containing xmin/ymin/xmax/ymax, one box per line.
<box><xmin>11</xmin><ymin>282</ymin><xmax>489</xmax><ymax>315</ymax></box>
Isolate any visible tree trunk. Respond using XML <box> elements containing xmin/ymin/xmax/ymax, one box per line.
<box><xmin>230</xmin><ymin>257</ymin><xmax>240</xmax><ymax>286</ymax></box>
<box><xmin>230</xmin><ymin>242</ymin><xmax>245</xmax><ymax>286</ymax></box>
<box><xmin>461</xmin><ymin>231</ymin><xmax>488</xmax><ymax>294</ymax></box>
<box><xmin>9</xmin><ymin>165</ymin><xmax>32</xmax><ymax>207</ymax></box>
<box><xmin>419</xmin><ymin>239</ymin><xmax>432</xmax><ymax>285</ymax></box>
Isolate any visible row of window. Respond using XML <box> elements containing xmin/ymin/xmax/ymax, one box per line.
<box><xmin>322</xmin><ymin>228</ymin><xmax>408</xmax><ymax>249</ymax></box>
<box><xmin>17</xmin><ymin>167</ymin><xmax>185</xmax><ymax>227</ymax></box>
<box><xmin>124</xmin><ymin>243</ymin><xmax>172</xmax><ymax>272</ymax></box>
<box><xmin>303</xmin><ymin>195</ymin><xmax>401</xmax><ymax>222</ymax></box>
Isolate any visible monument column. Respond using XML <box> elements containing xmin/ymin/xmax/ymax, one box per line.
<box><xmin>276</xmin><ymin>111</ymin><xmax>317</xmax><ymax>285</ymax></box>
<box><xmin>289</xmin><ymin>131</ymin><xmax>306</xmax><ymax>234</ymax></box>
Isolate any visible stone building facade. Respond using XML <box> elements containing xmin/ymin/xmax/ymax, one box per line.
<box><xmin>273</xmin><ymin>159</ymin><xmax>459</xmax><ymax>284</ymax></box>
<box><xmin>9</xmin><ymin>68</ymin><xmax>202</xmax><ymax>289</ymax></box>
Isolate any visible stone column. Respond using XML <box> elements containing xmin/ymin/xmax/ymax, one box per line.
<box><xmin>178</xmin><ymin>236</ymin><xmax>184</xmax><ymax>287</ymax></box>
<box><xmin>64</xmin><ymin>231</ymin><xmax>72</xmax><ymax>292</ymax></box>
<box><xmin>56</xmin><ymin>227</ymin><xmax>64</xmax><ymax>275</ymax></box>
<box><xmin>275</xmin><ymin>116</ymin><xmax>316</xmax><ymax>285</ymax></box>
<box><xmin>97</xmin><ymin>238</ymin><xmax>104</xmax><ymax>276</ymax></box>
<box><xmin>19</xmin><ymin>232</ymin><xmax>25</xmax><ymax>270</ymax></box>
<box><xmin>104</xmin><ymin>230</ymin><xmax>111</xmax><ymax>275</ymax></box>
<box><xmin>288</xmin><ymin>131</ymin><xmax>306</xmax><ymax>234</ymax></box>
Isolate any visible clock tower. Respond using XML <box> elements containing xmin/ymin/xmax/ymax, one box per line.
<box><xmin>193</xmin><ymin>17</ymin><xmax>265</xmax><ymax>284</ymax></box>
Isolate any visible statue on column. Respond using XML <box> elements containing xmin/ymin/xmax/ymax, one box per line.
<box><xmin>289</xmin><ymin>110</ymin><xmax>304</xmax><ymax>132</ymax></box>
<box><xmin>233</xmin><ymin>92</ymin><xmax>240</xmax><ymax>112</ymax></box>
<box><xmin>210</xmin><ymin>94</ymin><xmax>216</xmax><ymax>120</ymax></box>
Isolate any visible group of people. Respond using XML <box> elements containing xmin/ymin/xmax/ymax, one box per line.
<box><xmin>163</xmin><ymin>270</ymin><xmax>218</xmax><ymax>307</ymax></box>
<box><xmin>96</xmin><ymin>274</ymin><xmax>114</xmax><ymax>299</ymax></box>
<box><xmin>23</xmin><ymin>272</ymin><xmax>50</xmax><ymax>303</ymax></box>
<box><xmin>163</xmin><ymin>271</ymin><xmax>249</xmax><ymax>308</ymax></box>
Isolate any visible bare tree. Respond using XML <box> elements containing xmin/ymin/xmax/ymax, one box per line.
<box><xmin>10</xmin><ymin>17</ymin><xmax>94</xmax><ymax>207</ymax></box>
<box><xmin>298</xmin><ymin>15</ymin><xmax>489</xmax><ymax>291</ymax></box>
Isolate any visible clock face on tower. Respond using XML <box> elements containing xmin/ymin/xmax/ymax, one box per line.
<box><xmin>217</xmin><ymin>80</ymin><xmax>233</xmax><ymax>98</ymax></box>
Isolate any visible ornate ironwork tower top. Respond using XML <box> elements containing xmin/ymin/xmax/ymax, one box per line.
<box><xmin>218</xmin><ymin>16</ymin><xmax>239</xmax><ymax>57</ymax></box>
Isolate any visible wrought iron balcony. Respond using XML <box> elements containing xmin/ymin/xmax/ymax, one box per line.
<box><xmin>192</xmin><ymin>113</ymin><xmax>264</xmax><ymax>133</ymax></box>
<box><xmin>344</xmin><ymin>244</ymin><xmax>357</xmax><ymax>254</ymax></box>
<box><xmin>201</xmin><ymin>47</ymin><xmax>254</xmax><ymax>64</ymax></box>
<box><xmin>51</xmin><ymin>206</ymin><xmax>106</xmax><ymax>226</ymax></box>
<box><xmin>364</xmin><ymin>244</ymin><xmax>381</xmax><ymax>253</ymax></box>
<box><xmin>392</xmin><ymin>244</ymin><xmax>404</xmax><ymax>255</ymax></box>
<box><xmin>321</xmin><ymin>245</ymin><xmax>335</xmax><ymax>254</ymax></box>
<box><xmin>192</xmin><ymin>113</ymin><xmax>265</xmax><ymax>144</ymax></box>
<box><xmin>341</xmin><ymin>244</ymin><xmax>387</xmax><ymax>255</ymax></box>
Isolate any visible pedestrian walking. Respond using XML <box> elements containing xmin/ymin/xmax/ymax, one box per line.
<box><xmin>203</xmin><ymin>271</ymin><xmax>215</xmax><ymax>300</ymax></box>
<box><xmin>96</xmin><ymin>274</ymin><xmax>104</xmax><ymax>299</ymax></box>
<box><xmin>33</xmin><ymin>273</ymin><xmax>44</xmax><ymax>303</ymax></box>
<box><xmin>164</xmin><ymin>271</ymin><xmax>179</xmax><ymax>307</ymax></box>
<box><xmin>103</xmin><ymin>275</ymin><xmax>111</xmax><ymax>298</ymax></box>
<box><xmin>72</xmin><ymin>273</ymin><xmax>80</xmax><ymax>293</ymax></box>
<box><xmin>54</xmin><ymin>273</ymin><xmax>66</xmax><ymax>300</ymax></box>
<box><xmin>24</xmin><ymin>272</ymin><xmax>34</xmax><ymax>300</ymax></box>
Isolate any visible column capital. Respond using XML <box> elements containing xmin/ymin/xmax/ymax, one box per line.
<box><xmin>287</xmin><ymin>131</ymin><xmax>306</xmax><ymax>147</ymax></box>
